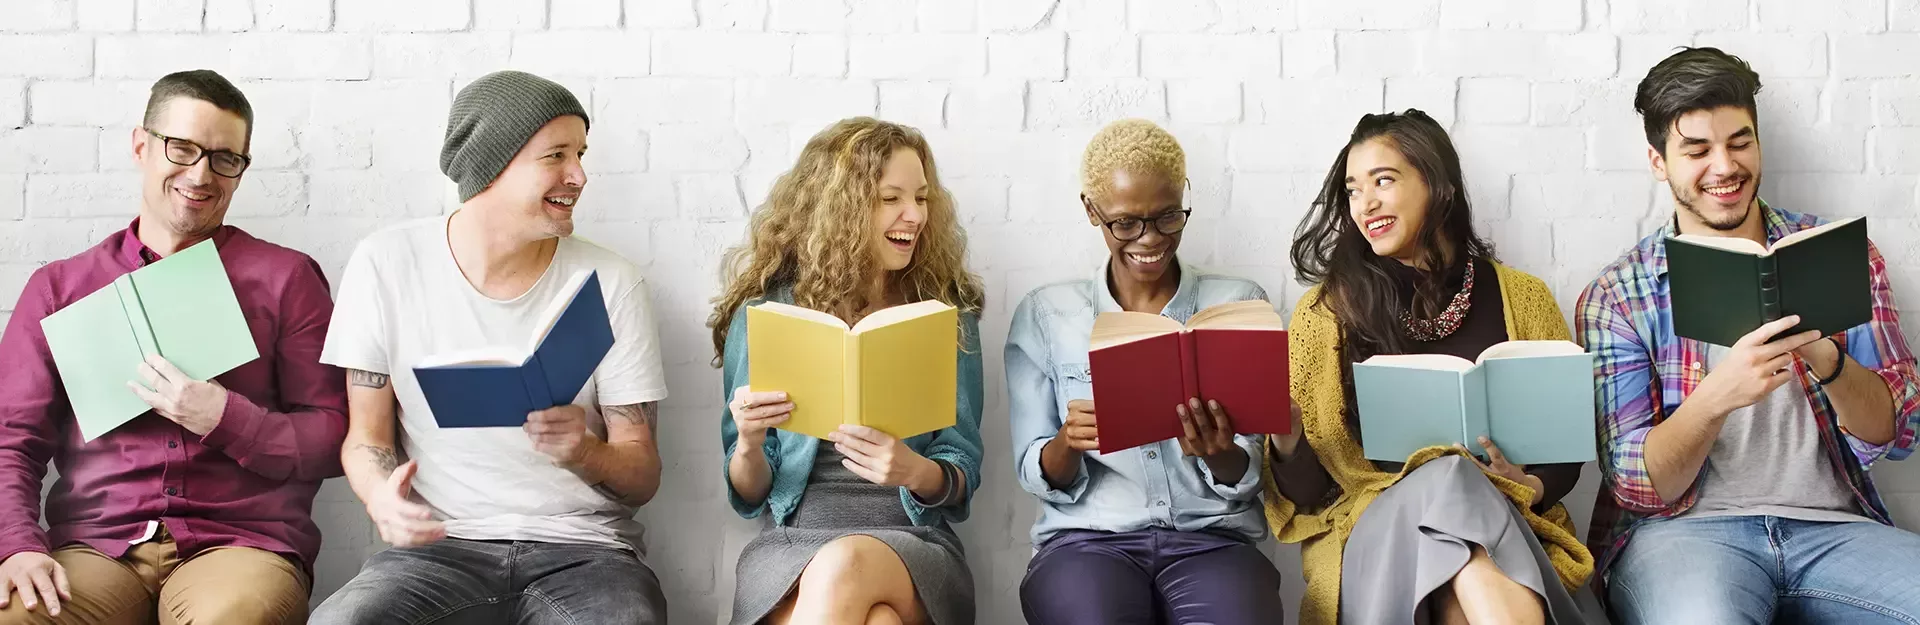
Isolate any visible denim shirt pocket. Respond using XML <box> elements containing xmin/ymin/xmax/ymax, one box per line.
<box><xmin>1055</xmin><ymin>362</ymin><xmax>1093</xmax><ymax>417</ymax></box>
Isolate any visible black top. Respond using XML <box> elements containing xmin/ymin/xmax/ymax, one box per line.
<box><xmin>1273</xmin><ymin>258</ymin><xmax>1580</xmax><ymax>515</ymax></box>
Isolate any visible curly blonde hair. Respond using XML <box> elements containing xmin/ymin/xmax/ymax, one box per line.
<box><xmin>1081</xmin><ymin>118</ymin><xmax>1186</xmax><ymax>201</ymax></box>
<box><xmin>708</xmin><ymin>117</ymin><xmax>985</xmax><ymax>363</ymax></box>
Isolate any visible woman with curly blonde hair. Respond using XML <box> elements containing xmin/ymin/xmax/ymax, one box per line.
<box><xmin>711</xmin><ymin>117</ymin><xmax>986</xmax><ymax>625</ymax></box>
<box><xmin>1006</xmin><ymin>118</ymin><xmax>1287</xmax><ymax>624</ymax></box>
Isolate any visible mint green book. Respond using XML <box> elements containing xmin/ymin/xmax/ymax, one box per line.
<box><xmin>40</xmin><ymin>238</ymin><xmax>260</xmax><ymax>441</ymax></box>
<box><xmin>1353</xmin><ymin>340</ymin><xmax>1597</xmax><ymax>466</ymax></box>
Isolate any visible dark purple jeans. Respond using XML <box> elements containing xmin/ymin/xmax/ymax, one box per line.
<box><xmin>1020</xmin><ymin>528</ymin><xmax>1285</xmax><ymax>625</ymax></box>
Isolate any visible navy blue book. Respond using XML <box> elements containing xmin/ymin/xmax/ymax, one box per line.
<box><xmin>412</xmin><ymin>270</ymin><xmax>614</xmax><ymax>428</ymax></box>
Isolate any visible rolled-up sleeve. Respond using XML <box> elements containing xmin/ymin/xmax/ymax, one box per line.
<box><xmin>1576</xmin><ymin>281</ymin><xmax>1670</xmax><ymax>513</ymax></box>
<box><xmin>1838</xmin><ymin>241</ymin><xmax>1919</xmax><ymax>466</ymax></box>
<box><xmin>905</xmin><ymin>314</ymin><xmax>986</xmax><ymax>524</ymax></box>
<box><xmin>1007</xmin><ymin>294</ymin><xmax>1088</xmax><ymax>505</ymax></box>
<box><xmin>1195</xmin><ymin>434</ymin><xmax>1265</xmax><ymax>501</ymax></box>
<box><xmin>719</xmin><ymin>306</ymin><xmax>778</xmax><ymax>519</ymax></box>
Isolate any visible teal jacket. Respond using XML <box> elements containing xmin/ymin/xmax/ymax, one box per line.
<box><xmin>720</xmin><ymin>287</ymin><xmax>985</xmax><ymax>527</ymax></box>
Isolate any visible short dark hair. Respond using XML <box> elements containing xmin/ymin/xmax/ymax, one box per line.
<box><xmin>141</xmin><ymin>69</ymin><xmax>254</xmax><ymax>148</ymax></box>
<box><xmin>1634</xmin><ymin>46</ymin><xmax>1763</xmax><ymax>151</ymax></box>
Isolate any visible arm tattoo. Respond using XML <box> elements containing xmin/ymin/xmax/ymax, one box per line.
<box><xmin>604</xmin><ymin>402</ymin><xmax>660</xmax><ymax>434</ymax></box>
<box><xmin>355</xmin><ymin>444</ymin><xmax>400</xmax><ymax>474</ymax></box>
<box><xmin>349</xmin><ymin>369</ymin><xmax>390</xmax><ymax>389</ymax></box>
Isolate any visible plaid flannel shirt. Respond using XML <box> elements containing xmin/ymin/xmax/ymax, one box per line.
<box><xmin>1575</xmin><ymin>202</ymin><xmax>1920</xmax><ymax>591</ymax></box>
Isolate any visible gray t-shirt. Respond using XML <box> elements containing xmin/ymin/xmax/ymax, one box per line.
<box><xmin>1685</xmin><ymin>345</ymin><xmax>1864</xmax><ymax>523</ymax></box>
<box><xmin>320</xmin><ymin>215</ymin><xmax>669</xmax><ymax>552</ymax></box>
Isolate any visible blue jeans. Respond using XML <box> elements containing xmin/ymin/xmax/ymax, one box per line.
<box><xmin>310</xmin><ymin>538</ymin><xmax>666</xmax><ymax>625</ymax></box>
<box><xmin>1610</xmin><ymin>515</ymin><xmax>1920</xmax><ymax>624</ymax></box>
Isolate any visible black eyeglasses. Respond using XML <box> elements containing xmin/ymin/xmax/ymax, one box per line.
<box><xmin>145</xmin><ymin>129</ymin><xmax>251</xmax><ymax>178</ymax></box>
<box><xmin>1085</xmin><ymin>198</ymin><xmax>1191</xmax><ymax>242</ymax></box>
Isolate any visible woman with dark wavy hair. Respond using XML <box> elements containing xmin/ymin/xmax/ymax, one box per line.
<box><xmin>1259</xmin><ymin>110</ymin><xmax>1593</xmax><ymax>625</ymax></box>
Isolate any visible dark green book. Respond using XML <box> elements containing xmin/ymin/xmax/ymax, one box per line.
<box><xmin>1667</xmin><ymin>217</ymin><xmax>1871</xmax><ymax>347</ymax></box>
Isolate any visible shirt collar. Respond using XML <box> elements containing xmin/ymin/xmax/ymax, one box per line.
<box><xmin>1092</xmin><ymin>256</ymin><xmax>1201</xmax><ymax>319</ymax></box>
<box><xmin>1650</xmin><ymin>199</ymin><xmax>1787</xmax><ymax>278</ymax></box>
<box><xmin>115</xmin><ymin>217</ymin><xmax>236</xmax><ymax>268</ymax></box>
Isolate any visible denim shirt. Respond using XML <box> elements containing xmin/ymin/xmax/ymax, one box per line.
<box><xmin>1006</xmin><ymin>260</ymin><xmax>1272</xmax><ymax>545</ymax></box>
<box><xmin>720</xmin><ymin>286</ymin><xmax>985</xmax><ymax>527</ymax></box>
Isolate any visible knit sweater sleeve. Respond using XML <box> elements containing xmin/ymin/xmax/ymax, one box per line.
<box><xmin>1263</xmin><ymin>288</ymin><xmax>1351</xmax><ymax>543</ymax></box>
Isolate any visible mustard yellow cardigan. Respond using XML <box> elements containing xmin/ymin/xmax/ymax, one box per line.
<box><xmin>1260</xmin><ymin>262</ymin><xmax>1595</xmax><ymax>625</ymax></box>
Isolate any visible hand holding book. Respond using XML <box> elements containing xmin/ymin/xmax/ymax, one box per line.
<box><xmin>729</xmin><ymin>386</ymin><xmax>794</xmax><ymax>445</ymax></box>
<box><xmin>827</xmin><ymin>424</ymin><xmax>945</xmax><ymax>498</ymax></box>
<box><xmin>525</xmin><ymin>404</ymin><xmax>596</xmax><ymax>468</ymax></box>
<box><xmin>1691</xmin><ymin>315</ymin><xmax>1823</xmax><ymax>416</ymax></box>
<box><xmin>1456</xmin><ymin>436</ymin><xmax>1544</xmax><ymax>507</ymax></box>
<box><xmin>126</xmin><ymin>353</ymin><xmax>231</xmax><ymax>436</ymax></box>
<box><xmin>1176</xmin><ymin>398</ymin><xmax>1251</xmax><ymax>484</ymax></box>
<box><xmin>1058</xmin><ymin>400</ymin><xmax>1100</xmax><ymax>452</ymax></box>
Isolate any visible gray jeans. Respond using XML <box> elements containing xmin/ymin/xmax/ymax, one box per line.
<box><xmin>310</xmin><ymin>538</ymin><xmax>666</xmax><ymax>625</ymax></box>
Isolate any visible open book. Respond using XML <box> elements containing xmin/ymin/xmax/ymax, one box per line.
<box><xmin>1668</xmin><ymin>217</ymin><xmax>1870</xmax><ymax>347</ymax></box>
<box><xmin>747</xmin><ymin>300</ymin><xmax>958</xmax><ymax>441</ymax></box>
<box><xmin>1087</xmin><ymin>300</ymin><xmax>1290</xmax><ymax>454</ymax></box>
<box><xmin>41</xmin><ymin>238</ymin><xmax>259</xmax><ymax>442</ymax></box>
<box><xmin>412</xmin><ymin>270</ymin><xmax>614</xmax><ymax>428</ymax></box>
<box><xmin>1353</xmin><ymin>340</ymin><xmax>1596</xmax><ymax>465</ymax></box>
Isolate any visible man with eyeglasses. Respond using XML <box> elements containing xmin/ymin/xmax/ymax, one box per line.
<box><xmin>0</xmin><ymin>70</ymin><xmax>345</xmax><ymax>624</ymax></box>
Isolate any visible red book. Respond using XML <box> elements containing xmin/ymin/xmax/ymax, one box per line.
<box><xmin>1087</xmin><ymin>300</ymin><xmax>1291</xmax><ymax>454</ymax></box>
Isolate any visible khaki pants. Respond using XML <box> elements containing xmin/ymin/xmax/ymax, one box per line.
<box><xmin>0</xmin><ymin>525</ymin><xmax>309</xmax><ymax>625</ymax></box>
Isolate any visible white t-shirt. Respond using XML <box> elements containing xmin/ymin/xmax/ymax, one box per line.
<box><xmin>320</xmin><ymin>215</ymin><xmax>669</xmax><ymax>552</ymax></box>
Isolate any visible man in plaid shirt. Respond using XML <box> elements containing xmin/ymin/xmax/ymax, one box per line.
<box><xmin>1577</xmin><ymin>47</ymin><xmax>1920</xmax><ymax>624</ymax></box>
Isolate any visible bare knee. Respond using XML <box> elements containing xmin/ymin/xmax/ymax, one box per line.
<box><xmin>765</xmin><ymin>597</ymin><xmax>797</xmax><ymax>625</ymax></box>
<box><xmin>865</xmin><ymin>603</ymin><xmax>903</xmax><ymax>625</ymax></box>
<box><xmin>1449</xmin><ymin>546</ymin><xmax>1543</xmax><ymax>625</ymax></box>
<box><xmin>799</xmin><ymin>536</ymin><xmax>897</xmax><ymax>594</ymax></box>
<box><xmin>791</xmin><ymin>536</ymin><xmax>919</xmax><ymax>623</ymax></box>
<box><xmin>1430</xmin><ymin>581</ymin><xmax>1471</xmax><ymax>625</ymax></box>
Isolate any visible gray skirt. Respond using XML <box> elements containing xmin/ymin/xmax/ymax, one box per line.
<box><xmin>729</xmin><ymin>448</ymin><xmax>973</xmax><ymax>625</ymax></box>
<box><xmin>1340</xmin><ymin>455</ymin><xmax>1585</xmax><ymax>625</ymax></box>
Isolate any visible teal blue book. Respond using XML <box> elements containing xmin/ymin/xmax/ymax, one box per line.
<box><xmin>1353</xmin><ymin>340</ymin><xmax>1598</xmax><ymax>465</ymax></box>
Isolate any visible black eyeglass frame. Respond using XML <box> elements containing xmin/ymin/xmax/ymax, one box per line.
<box><xmin>144</xmin><ymin>129</ymin><xmax>252</xmax><ymax>179</ymax></box>
<box><xmin>1083</xmin><ymin>197</ymin><xmax>1193</xmax><ymax>242</ymax></box>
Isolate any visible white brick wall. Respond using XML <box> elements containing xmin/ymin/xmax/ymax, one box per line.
<box><xmin>2</xmin><ymin>2</ymin><xmax>1918</xmax><ymax>623</ymax></box>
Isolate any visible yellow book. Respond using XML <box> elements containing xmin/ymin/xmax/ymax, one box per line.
<box><xmin>747</xmin><ymin>300</ymin><xmax>958</xmax><ymax>440</ymax></box>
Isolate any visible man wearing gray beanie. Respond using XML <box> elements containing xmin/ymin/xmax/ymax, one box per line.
<box><xmin>312</xmin><ymin>70</ymin><xmax>671</xmax><ymax>625</ymax></box>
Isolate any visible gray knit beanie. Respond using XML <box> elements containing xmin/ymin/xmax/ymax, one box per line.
<box><xmin>440</xmin><ymin>70</ymin><xmax>590</xmax><ymax>202</ymax></box>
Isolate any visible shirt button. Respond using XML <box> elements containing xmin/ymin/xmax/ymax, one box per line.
<box><xmin>1145</xmin><ymin>450</ymin><xmax>1158</xmax><ymax>460</ymax></box>
<box><xmin>1156</xmin><ymin>500</ymin><xmax>1167</xmax><ymax>506</ymax></box>
<box><xmin>165</xmin><ymin>487</ymin><xmax>178</xmax><ymax>496</ymax></box>
<box><xmin>1692</xmin><ymin>361</ymin><xmax>1703</xmax><ymax>371</ymax></box>
<box><xmin>167</xmin><ymin>440</ymin><xmax>178</xmax><ymax>449</ymax></box>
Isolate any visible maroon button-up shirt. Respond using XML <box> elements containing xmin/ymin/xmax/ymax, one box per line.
<box><xmin>0</xmin><ymin>220</ymin><xmax>348</xmax><ymax>573</ymax></box>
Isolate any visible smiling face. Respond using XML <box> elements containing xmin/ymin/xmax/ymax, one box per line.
<box><xmin>871</xmin><ymin>147</ymin><xmax>929</xmax><ymax>272</ymax></box>
<box><xmin>1652</xmin><ymin>105</ymin><xmax>1763</xmax><ymax>233</ymax></box>
<box><xmin>479</xmin><ymin>115</ymin><xmax>588</xmax><ymax>239</ymax></box>
<box><xmin>134</xmin><ymin>97</ymin><xmax>248</xmax><ymax>241</ymax></box>
<box><xmin>1087</xmin><ymin>168</ymin><xmax>1184</xmax><ymax>285</ymax></box>
<box><xmin>1344</xmin><ymin>137</ymin><xmax>1432</xmax><ymax>266</ymax></box>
